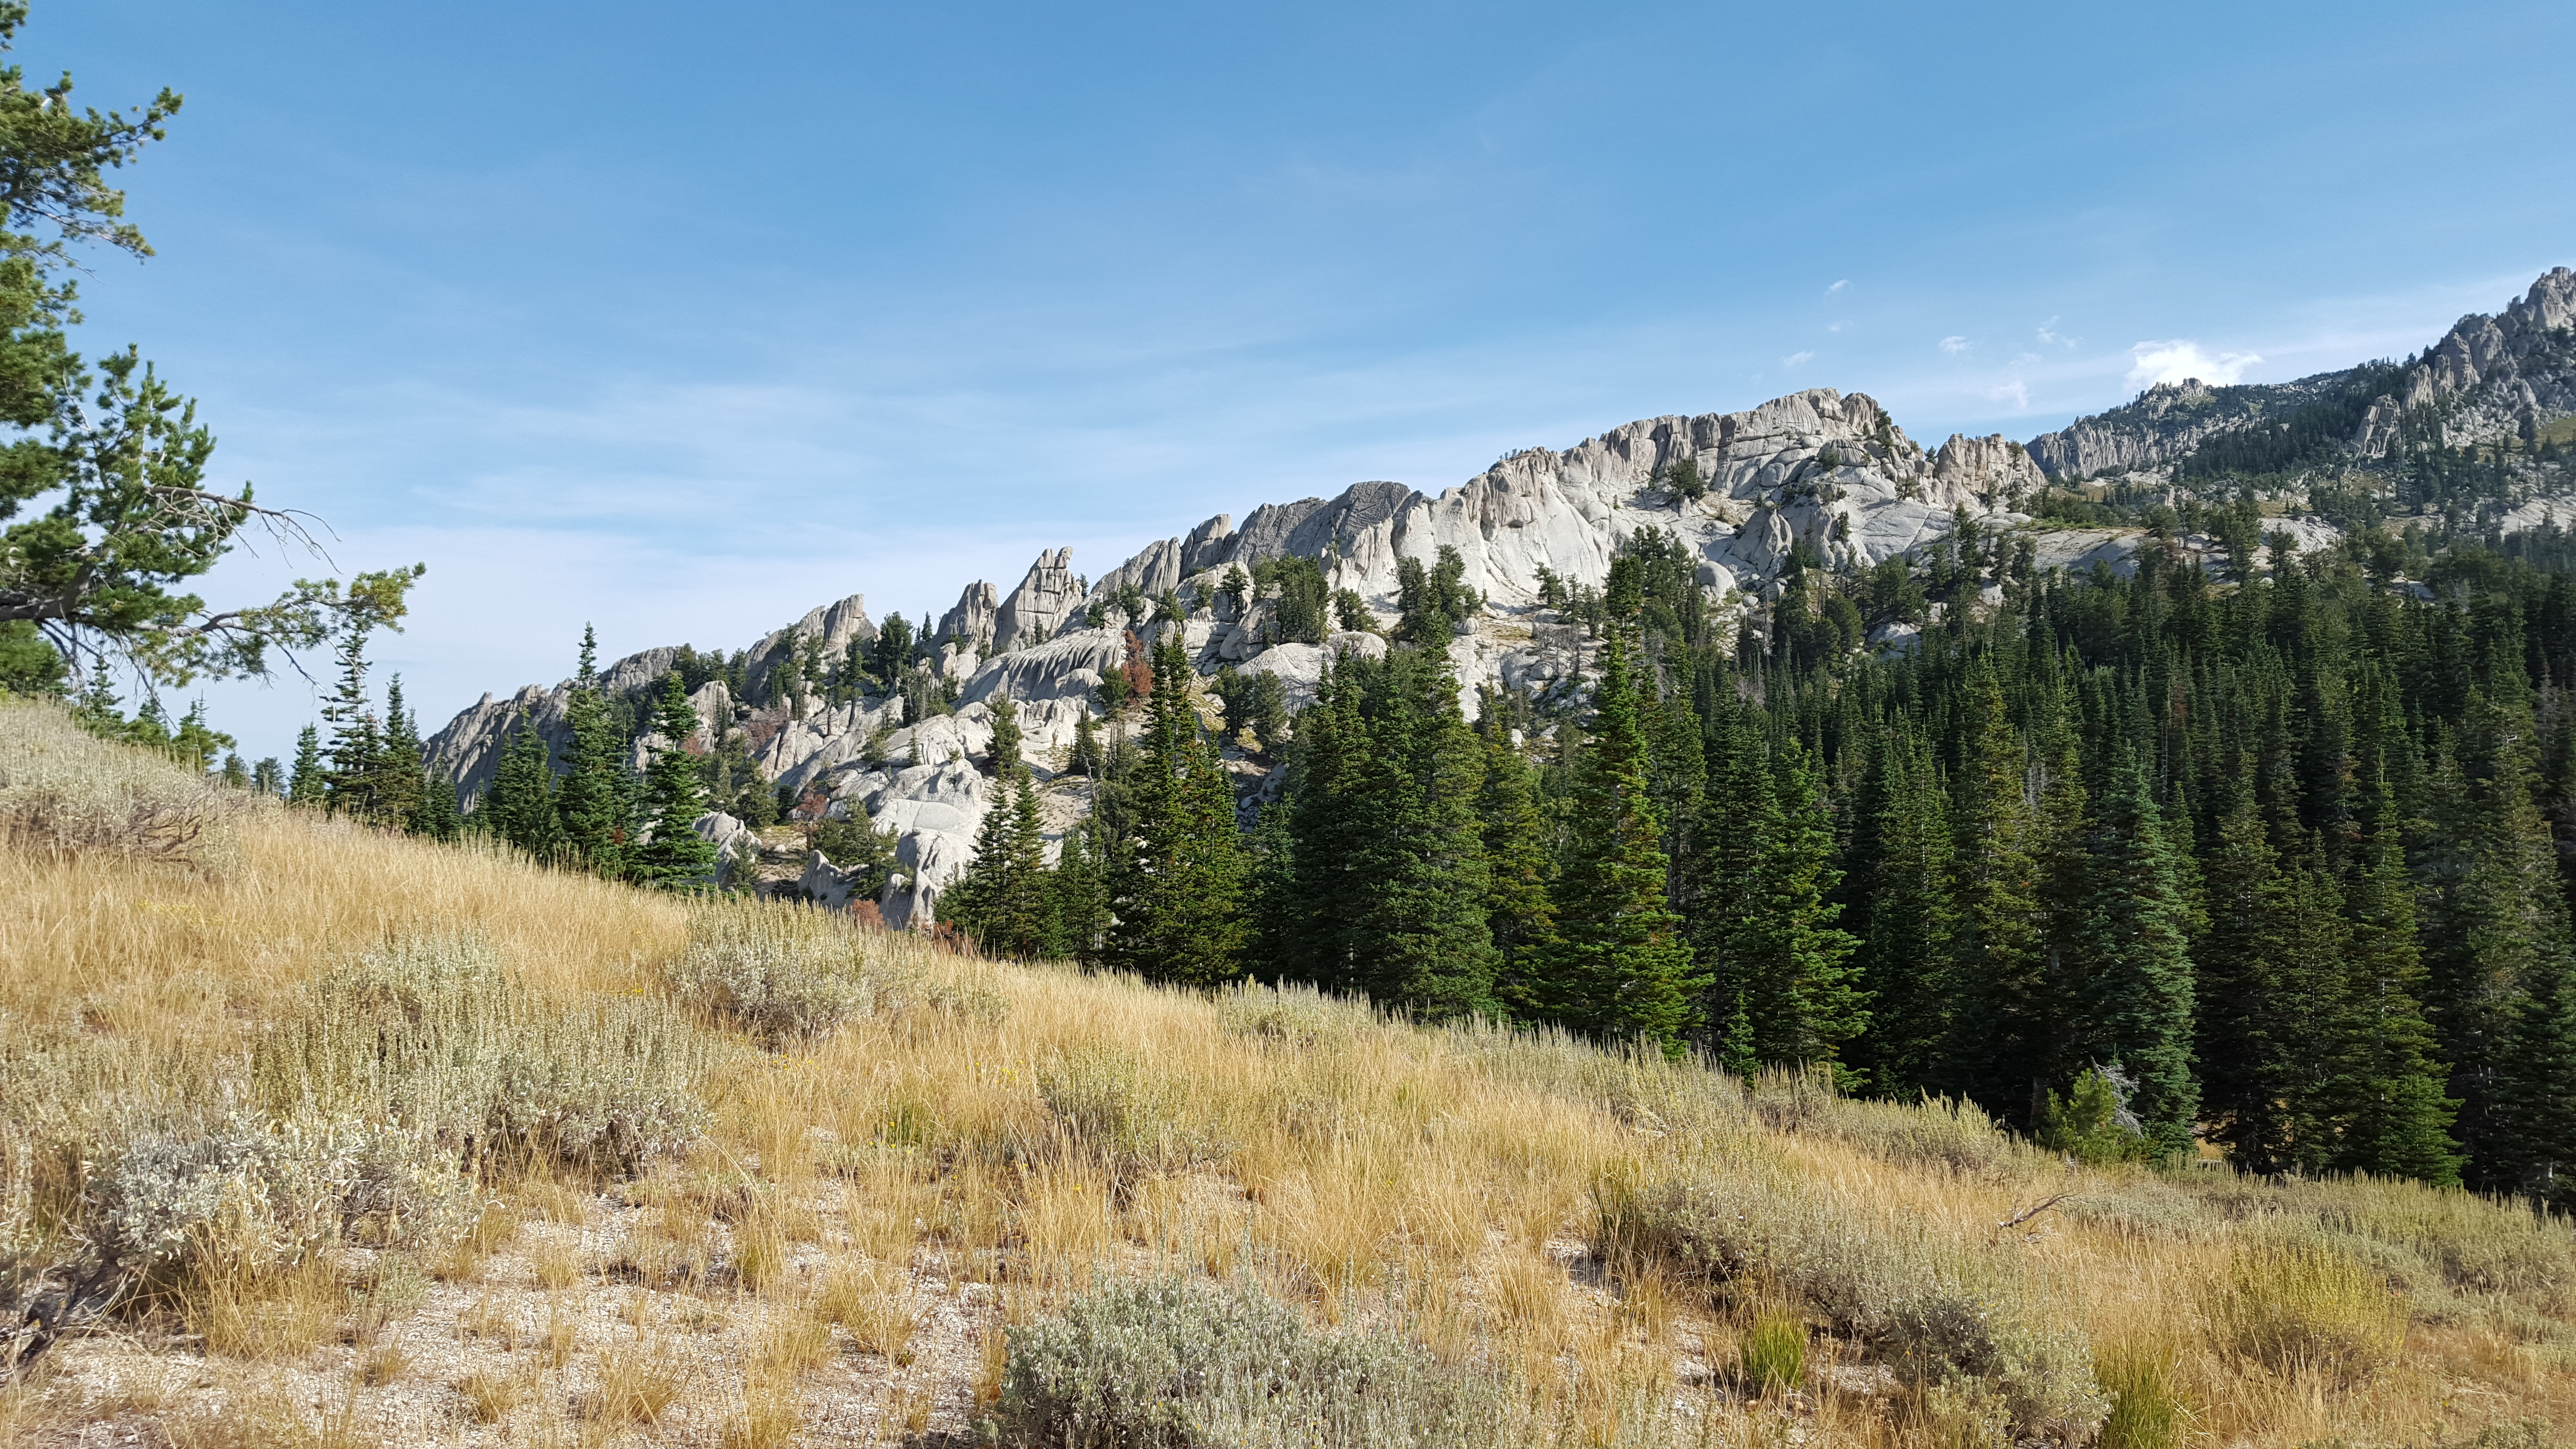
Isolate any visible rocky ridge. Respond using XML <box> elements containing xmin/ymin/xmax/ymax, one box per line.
<box><xmin>427</xmin><ymin>386</ymin><xmax>2046</xmax><ymax>920</ymax></box>
<box><xmin>425</xmin><ymin>267</ymin><xmax>2576</xmax><ymax>925</ymax></box>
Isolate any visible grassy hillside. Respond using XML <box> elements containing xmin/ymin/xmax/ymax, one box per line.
<box><xmin>2</xmin><ymin>697</ymin><xmax>2570</xmax><ymax>1448</ymax></box>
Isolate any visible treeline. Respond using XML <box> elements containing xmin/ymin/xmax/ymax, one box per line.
<box><xmin>469</xmin><ymin>627</ymin><xmax>719</xmax><ymax>888</ymax></box>
<box><xmin>947</xmin><ymin>523</ymin><xmax>2576</xmax><ymax>1206</ymax></box>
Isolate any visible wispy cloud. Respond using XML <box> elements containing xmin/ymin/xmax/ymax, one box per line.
<box><xmin>1985</xmin><ymin>379</ymin><xmax>2031</xmax><ymax>410</ymax></box>
<box><xmin>2036</xmin><ymin>317</ymin><xmax>2077</xmax><ymax>347</ymax></box>
<box><xmin>1826</xmin><ymin>280</ymin><xmax>1849</xmax><ymax>295</ymax></box>
<box><xmin>2126</xmin><ymin>339</ymin><xmax>2262</xmax><ymax>390</ymax></box>
<box><xmin>1780</xmin><ymin>349</ymin><xmax>1816</xmax><ymax>368</ymax></box>
<box><xmin>1939</xmin><ymin>336</ymin><xmax>1970</xmax><ymax>355</ymax></box>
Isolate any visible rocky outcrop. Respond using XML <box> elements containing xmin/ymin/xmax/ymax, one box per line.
<box><xmin>992</xmin><ymin>549</ymin><xmax>1080</xmax><ymax>654</ymax></box>
<box><xmin>2356</xmin><ymin>268</ymin><xmax>2576</xmax><ymax>456</ymax></box>
<box><xmin>934</xmin><ymin>581</ymin><xmax>999</xmax><ymax>655</ymax></box>
<box><xmin>1932</xmin><ymin>434</ymin><xmax>2046</xmax><ymax>508</ymax></box>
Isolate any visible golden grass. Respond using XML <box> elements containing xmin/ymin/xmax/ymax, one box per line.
<box><xmin>5</xmin><ymin>697</ymin><xmax>2574</xmax><ymax>1448</ymax></box>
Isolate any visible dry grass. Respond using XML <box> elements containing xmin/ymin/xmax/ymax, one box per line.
<box><xmin>4</xmin><ymin>695</ymin><xmax>2574</xmax><ymax>1447</ymax></box>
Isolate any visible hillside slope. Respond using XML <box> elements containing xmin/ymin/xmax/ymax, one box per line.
<box><xmin>5</xmin><ymin>699</ymin><xmax>2573</xmax><ymax>1448</ymax></box>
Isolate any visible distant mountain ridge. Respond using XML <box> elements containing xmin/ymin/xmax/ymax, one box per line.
<box><xmin>426</xmin><ymin>265</ymin><xmax>2576</xmax><ymax>923</ymax></box>
<box><xmin>2027</xmin><ymin>267</ymin><xmax>2576</xmax><ymax>478</ymax></box>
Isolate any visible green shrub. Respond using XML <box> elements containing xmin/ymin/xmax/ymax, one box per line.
<box><xmin>1740</xmin><ymin>1307</ymin><xmax>1807</xmax><ymax>1394</ymax></box>
<box><xmin>2035</xmin><ymin>1068</ymin><xmax>2151</xmax><ymax>1165</ymax></box>
<box><xmin>997</xmin><ymin>1278</ymin><xmax>1510</xmax><ymax>1448</ymax></box>
<box><xmin>2095</xmin><ymin>1340</ymin><xmax>2189</xmax><ymax>1449</ymax></box>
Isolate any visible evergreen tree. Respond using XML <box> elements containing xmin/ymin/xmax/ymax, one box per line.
<box><xmin>811</xmin><ymin>804</ymin><xmax>899</xmax><ymax>900</ymax></box>
<box><xmin>1048</xmin><ymin>821</ymin><xmax>1112</xmax><ymax>963</ymax></box>
<box><xmin>1739</xmin><ymin>738</ymin><xmax>1867</xmax><ymax>1080</ymax></box>
<box><xmin>629</xmin><ymin>671</ymin><xmax>719</xmax><ymax>889</ymax></box>
<box><xmin>1102</xmin><ymin>638</ymin><xmax>1247</xmax><ymax>985</ymax></box>
<box><xmin>1541</xmin><ymin>622</ymin><xmax>1702</xmax><ymax>1054</ymax></box>
<box><xmin>416</xmin><ymin>768</ymin><xmax>462</xmax><ymax>841</ymax></box>
<box><xmin>986</xmin><ymin>691</ymin><xmax>1024</xmax><ymax>777</ymax></box>
<box><xmin>487</xmin><ymin>719</ymin><xmax>561</xmax><ymax>857</ymax></box>
<box><xmin>1851</xmin><ymin>729</ymin><xmax>1957</xmax><ymax>1095</ymax></box>
<box><xmin>1351</xmin><ymin>641</ymin><xmax>1498</xmax><ymax>1018</ymax></box>
<box><xmin>2327</xmin><ymin>798</ymin><xmax>2463</xmax><ymax>1183</ymax></box>
<box><xmin>319</xmin><ymin>626</ymin><xmax>378</xmax><ymax>817</ymax></box>
<box><xmin>287</xmin><ymin>724</ymin><xmax>326</xmax><ymax>806</ymax></box>
<box><xmin>374</xmin><ymin>675</ymin><xmax>427</xmax><ymax>831</ymax></box>
<box><xmin>2071</xmin><ymin>751</ymin><xmax>2199</xmax><ymax>1154</ymax></box>
<box><xmin>555</xmin><ymin>625</ymin><xmax>631</xmax><ymax>878</ymax></box>
<box><xmin>2418</xmin><ymin>687</ymin><xmax>2576</xmax><ymax>1190</ymax></box>
<box><xmin>1947</xmin><ymin>664</ymin><xmax>2046</xmax><ymax>1117</ymax></box>
<box><xmin>1068</xmin><ymin>708</ymin><xmax>1103</xmax><ymax>777</ymax></box>
<box><xmin>1480</xmin><ymin>721</ymin><xmax>1558</xmax><ymax>1018</ymax></box>
<box><xmin>947</xmin><ymin>770</ymin><xmax>1053</xmax><ymax>957</ymax></box>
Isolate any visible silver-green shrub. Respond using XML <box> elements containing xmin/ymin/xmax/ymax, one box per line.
<box><xmin>666</xmin><ymin>914</ymin><xmax>874</xmax><ymax>1044</ymax></box>
<box><xmin>84</xmin><ymin>1115</ymin><xmax>478</xmax><ymax>1288</ymax></box>
<box><xmin>257</xmin><ymin>936</ymin><xmax>711</xmax><ymax>1177</ymax></box>
<box><xmin>0</xmin><ymin>698</ymin><xmax>253</xmax><ymax>865</ymax></box>
<box><xmin>1602</xmin><ymin>1169</ymin><xmax>2106</xmax><ymax>1445</ymax></box>
<box><xmin>997</xmin><ymin>1278</ymin><xmax>1510</xmax><ymax>1449</ymax></box>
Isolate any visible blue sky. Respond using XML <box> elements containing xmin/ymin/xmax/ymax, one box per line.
<box><xmin>32</xmin><ymin>0</ymin><xmax>2576</xmax><ymax>760</ymax></box>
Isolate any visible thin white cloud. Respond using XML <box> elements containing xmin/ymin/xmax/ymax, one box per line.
<box><xmin>1780</xmin><ymin>349</ymin><xmax>1816</xmax><ymax>368</ymax></box>
<box><xmin>1827</xmin><ymin>321</ymin><xmax>1848</xmax><ymax>333</ymax></box>
<box><xmin>1826</xmin><ymin>280</ymin><xmax>1849</xmax><ymax>295</ymax></box>
<box><xmin>2126</xmin><ymin>339</ymin><xmax>2262</xmax><ymax>390</ymax></box>
<box><xmin>1939</xmin><ymin>336</ymin><xmax>1970</xmax><ymax>355</ymax></box>
<box><xmin>1985</xmin><ymin>379</ymin><xmax>2030</xmax><ymax>410</ymax></box>
<box><xmin>2036</xmin><ymin>317</ymin><xmax>2077</xmax><ymax>347</ymax></box>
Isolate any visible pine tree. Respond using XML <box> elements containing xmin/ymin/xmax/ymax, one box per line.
<box><xmin>1102</xmin><ymin>638</ymin><xmax>1247</xmax><ymax>985</ymax></box>
<box><xmin>1947</xmin><ymin>663</ymin><xmax>2046</xmax><ymax>1117</ymax></box>
<box><xmin>487</xmin><ymin>719</ymin><xmax>561</xmax><ymax>857</ymax></box>
<box><xmin>1068</xmin><ymin>708</ymin><xmax>1102</xmax><ymax>777</ymax></box>
<box><xmin>1277</xmin><ymin>660</ymin><xmax>1372</xmax><ymax>991</ymax></box>
<box><xmin>1541</xmin><ymin>622</ymin><xmax>1702</xmax><ymax>1054</ymax></box>
<box><xmin>1739</xmin><ymin>738</ymin><xmax>1867</xmax><ymax>1080</ymax></box>
<box><xmin>287</xmin><ymin>724</ymin><xmax>326</xmax><ymax>806</ymax></box>
<box><xmin>555</xmin><ymin>626</ymin><xmax>631</xmax><ymax>879</ymax></box>
<box><xmin>374</xmin><ymin>676</ymin><xmax>428</xmax><ymax>832</ymax></box>
<box><xmin>1851</xmin><ymin>728</ymin><xmax>1957</xmax><ymax>1095</ymax></box>
<box><xmin>628</xmin><ymin>671</ymin><xmax>719</xmax><ymax>889</ymax></box>
<box><xmin>1048</xmin><ymin>821</ymin><xmax>1112</xmax><ymax>963</ymax></box>
<box><xmin>1356</xmin><ymin>641</ymin><xmax>1498</xmax><ymax>1019</ymax></box>
<box><xmin>944</xmin><ymin>698</ymin><xmax>1055</xmax><ymax>958</ymax></box>
<box><xmin>319</xmin><ymin>626</ymin><xmax>378</xmax><ymax>817</ymax></box>
<box><xmin>2071</xmin><ymin>751</ymin><xmax>2199</xmax><ymax>1155</ymax></box>
<box><xmin>416</xmin><ymin>767</ymin><xmax>463</xmax><ymax>841</ymax></box>
<box><xmin>986</xmin><ymin>691</ymin><xmax>1024</xmax><ymax>777</ymax></box>
<box><xmin>2418</xmin><ymin>687</ymin><xmax>2576</xmax><ymax>1191</ymax></box>
<box><xmin>2327</xmin><ymin>798</ymin><xmax>2463</xmax><ymax>1183</ymax></box>
<box><xmin>1692</xmin><ymin>702</ymin><xmax>1775</xmax><ymax>1019</ymax></box>
<box><xmin>1479</xmin><ymin>721</ymin><xmax>1558</xmax><ymax>1019</ymax></box>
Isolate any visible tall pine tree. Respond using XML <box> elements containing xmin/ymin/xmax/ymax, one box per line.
<box><xmin>628</xmin><ymin>671</ymin><xmax>719</xmax><ymax>889</ymax></box>
<box><xmin>1102</xmin><ymin>638</ymin><xmax>1247</xmax><ymax>985</ymax></box>
<box><xmin>1541</xmin><ymin>621</ymin><xmax>1702</xmax><ymax>1054</ymax></box>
